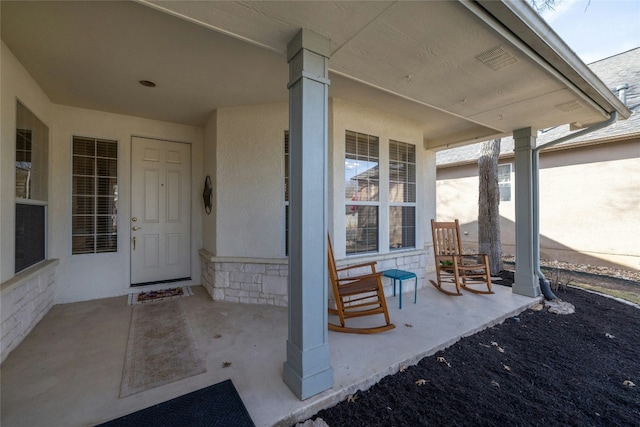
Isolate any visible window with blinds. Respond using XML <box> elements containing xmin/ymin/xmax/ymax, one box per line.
<box><xmin>72</xmin><ymin>136</ymin><xmax>118</xmax><ymax>254</ymax></box>
<box><xmin>389</xmin><ymin>140</ymin><xmax>416</xmax><ymax>250</ymax></box>
<box><xmin>345</xmin><ymin>130</ymin><xmax>379</xmax><ymax>254</ymax></box>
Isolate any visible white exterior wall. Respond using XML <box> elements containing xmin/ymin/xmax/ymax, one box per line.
<box><xmin>330</xmin><ymin>98</ymin><xmax>433</xmax><ymax>260</ymax></box>
<box><xmin>2</xmin><ymin>40</ymin><xmax>205</xmax><ymax>305</ymax></box>
<box><xmin>199</xmin><ymin>99</ymin><xmax>438</xmax><ymax>304</ymax></box>
<box><xmin>1</xmin><ymin>41</ymin><xmax>54</xmax><ymax>283</ymax></box>
<box><xmin>1</xmin><ymin>42</ymin><xmax>57</xmax><ymax>361</ymax></box>
<box><xmin>214</xmin><ymin>103</ymin><xmax>289</xmax><ymax>258</ymax></box>
<box><xmin>202</xmin><ymin>111</ymin><xmax>218</xmax><ymax>254</ymax></box>
<box><xmin>51</xmin><ymin>106</ymin><xmax>203</xmax><ymax>303</ymax></box>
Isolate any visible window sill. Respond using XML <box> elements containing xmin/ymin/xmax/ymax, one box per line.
<box><xmin>343</xmin><ymin>248</ymin><xmax>426</xmax><ymax>264</ymax></box>
<box><xmin>1</xmin><ymin>259</ymin><xmax>59</xmax><ymax>294</ymax></box>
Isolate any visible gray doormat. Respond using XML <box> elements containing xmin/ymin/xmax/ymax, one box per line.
<box><xmin>99</xmin><ymin>379</ymin><xmax>255</xmax><ymax>426</ymax></box>
<box><xmin>120</xmin><ymin>299</ymin><xmax>206</xmax><ymax>397</ymax></box>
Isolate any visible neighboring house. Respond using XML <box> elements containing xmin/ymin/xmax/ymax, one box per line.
<box><xmin>436</xmin><ymin>47</ymin><xmax>640</xmax><ymax>271</ymax></box>
<box><xmin>0</xmin><ymin>1</ymin><xmax>630</xmax><ymax>399</ymax></box>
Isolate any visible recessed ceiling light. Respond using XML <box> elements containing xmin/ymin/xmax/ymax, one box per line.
<box><xmin>139</xmin><ymin>80</ymin><xmax>156</xmax><ymax>88</ymax></box>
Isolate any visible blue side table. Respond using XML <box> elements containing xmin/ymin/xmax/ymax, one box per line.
<box><xmin>383</xmin><ymin>269</ymin><xmax>418</xmax><ymax>309</ymax></box>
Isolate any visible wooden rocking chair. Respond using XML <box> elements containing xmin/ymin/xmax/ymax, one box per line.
<box><xmin>430</xmin><ymin>219</ymin><xmax>494</xmax><ymax>296</ymax></box>
<box><xmin>327</xmin><ymin>235</ymin><xmax>395</xmax><ymax>334</ymax></box>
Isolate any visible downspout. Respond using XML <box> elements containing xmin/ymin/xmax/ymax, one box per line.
<box><xmin>532</xmin><ymin>111</ymin><xmax>619</xmax><ymax>299</ymax></box>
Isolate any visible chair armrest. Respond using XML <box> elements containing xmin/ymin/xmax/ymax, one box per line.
<box><xmin>336</xmin><ymin>271</ymin><xmax>383</xmax><ymax>283</ymax></box>
<box><xmin>336</xmin><ymin>261</ymin><xmax>377</xmax><ymax>272</ymax></box>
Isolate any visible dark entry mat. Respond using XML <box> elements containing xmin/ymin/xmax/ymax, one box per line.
<box><xmin>98</xmin><ymin>379</ymin><xmax>255</xmax><ymax>427</ymax></box>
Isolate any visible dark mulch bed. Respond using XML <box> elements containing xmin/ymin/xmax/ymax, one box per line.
<box><xmin>305</xmin><ymin>275</ymin><xmax>640</xmax><ymax>426</ymax></box>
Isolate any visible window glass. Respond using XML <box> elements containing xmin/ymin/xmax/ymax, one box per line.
<box><xmin>15</xmin><ymin>101</ymin><xmax>48</xmax><ymax>201</ymax></box>
<box><xmin>345</xmin><ymin>205</ymin><xmax>378</xmax><ymax>254</ymax></box>
<box><xmin>389</xmin><ymin>206</ymin><xmax>415</xmax><ymax>250</ymax></box>
<box><xmin>345</xmin><ymin>130</ymin><xmax>379</xmax><ymax>202</ymax></box>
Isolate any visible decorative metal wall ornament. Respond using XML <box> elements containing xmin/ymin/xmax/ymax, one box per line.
<box><xmin>202</xmin><ymin>175</ymin><xmax>212</xmax><ymax>214</ymax></box>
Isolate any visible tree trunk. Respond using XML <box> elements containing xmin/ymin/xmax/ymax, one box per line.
<box><xmin>478</xmin><ymin>139</ymin><xmax>503</xmax><ymax>275</ymax></box>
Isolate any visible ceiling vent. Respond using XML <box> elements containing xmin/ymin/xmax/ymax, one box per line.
<box><xmin>555</xmin><ymin>100</ymin><xmax>583</xmax><ymax>112</ymax></box>
<box><xmin>476</xmin><ymin>46</ymin><xmax>518</xmax><ymax>71</ymax></box>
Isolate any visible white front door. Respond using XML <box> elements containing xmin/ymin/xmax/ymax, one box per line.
<box><xmin>131</xmin><ymin>137</ymin><xmax>191</xmax><ymax>285</ymax></box>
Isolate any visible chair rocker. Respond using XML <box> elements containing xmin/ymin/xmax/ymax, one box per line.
<box><xmin>430</xmin><ymin>219</ymin><xmax>494</xmax><ymax>296</ymax></box>
<box><xmin>327</xmin><ymin>235</ymin><xmax>395</xmax><ymax>334</ymax></box>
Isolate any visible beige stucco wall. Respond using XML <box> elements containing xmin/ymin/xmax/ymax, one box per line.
<box><xmin>436</xmin><ymin>139</ymin><xmax>640</xmax><ymax>270</ymax></box>
<box><xmin>436</xmin><ymin>161</ymin><xmax>516</xmax><ymax>253</ymax></box>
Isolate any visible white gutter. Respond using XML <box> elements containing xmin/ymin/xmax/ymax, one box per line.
<box><xmin>532</xmin><ymin>112</ymin><xmax>619</xmax><ymax>299</ymax></box>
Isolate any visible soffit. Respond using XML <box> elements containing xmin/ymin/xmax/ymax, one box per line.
<box><xmin>1</xmin><ymin>0</ymin><xmax>617</xmax><ymax>149</ymax></box>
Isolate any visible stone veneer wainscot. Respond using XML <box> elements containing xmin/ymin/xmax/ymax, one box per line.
<box><xmin>199</xmin><ymin>248</ymin><xmax>430</xmax><ymax>307</ymax></box>
<box><xmin>1</xmin><ymin>260</ymin><xmax>59</xmax><ymax>363</ymax></box>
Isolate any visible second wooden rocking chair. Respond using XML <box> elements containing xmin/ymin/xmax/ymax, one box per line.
<box><xmin>430</xmin><ymin>219</ymin><xmax>494</xmax><ymax>296</ymax></box>
<box><xmin>327</xmin><ymin>235</ymin><xmax>395</xmax><ymax>334</ymax></box>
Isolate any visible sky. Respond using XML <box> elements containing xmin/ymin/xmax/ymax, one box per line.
<box><xmin>538</xmin><ymin>0</ymin><xmax>640</xmax><ymax>64</ymax></box>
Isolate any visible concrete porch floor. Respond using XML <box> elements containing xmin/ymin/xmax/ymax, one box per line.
<box><xmin>1</xmin><ymin>281</ymin><xmax>539</xmax><ymax>427</ymax></box>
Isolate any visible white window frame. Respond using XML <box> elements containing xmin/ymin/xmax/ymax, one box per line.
<box><xmin>498</xmin><ymin>163</ymin><xmax>512</xmax><ymax>202</ymax></box>
<box><xmin>15</xmin><ymin>101</ymin><xmax>48</xmax><ymax>273</ymax></box>
<box><xmin>344</xmin><ymin>130</ymin><xmax>380</xmax><ymax>255</ymax></box>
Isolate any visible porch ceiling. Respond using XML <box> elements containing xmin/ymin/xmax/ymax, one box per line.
<box><xmin>1</xmin><ymin>1</ymin><xmax>628</xmax><ymax>150</ymax></box>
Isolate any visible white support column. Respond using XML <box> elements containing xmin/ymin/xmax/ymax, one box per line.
<box><xmin>282</xmin><ymin>28</ymin><xmax>334</xmax><ymax>400</ymax></box>
<box><xmin>512</xmin><ymin>127</ymin><xmax>541</xmax><ymax>297</ymax></box>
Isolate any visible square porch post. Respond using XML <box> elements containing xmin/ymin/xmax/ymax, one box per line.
<box><xmin>282</xmin><ymin>28</ymin><xmax>334</xmax><ymax>400</ymax></box>
<box><xmin>513</xmin><ymin>127</ymin><xmax>542</xmax><ymax>297</ymax></box>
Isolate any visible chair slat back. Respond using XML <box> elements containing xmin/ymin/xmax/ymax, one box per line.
<box><xmin>431</xmin><ymin>219</ymin><xmax>463</xmax><ymax>257</ymax></box>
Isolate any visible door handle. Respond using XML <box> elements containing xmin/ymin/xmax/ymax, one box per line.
<box><xmin>132</xmin><ymin>236</ymin><xmax>136</xmax><ymax>251</ymax></box>
<box><xmin>132</xmin><ymin>226</ymin><xmax>141</xmax><ymax>231</ymax></box>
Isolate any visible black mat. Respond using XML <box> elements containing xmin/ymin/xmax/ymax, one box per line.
<box><xmin>97</xmin><ymin>379</ymin><xmax>255</xmax><ymax>427</ymax></box>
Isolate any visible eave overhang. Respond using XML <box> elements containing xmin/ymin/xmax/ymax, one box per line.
<box><xmin>476</xmin><ymin>0</ymin><xmax>631</xmax><ymax>122</ymax></box>
<box><xmin>1</xmin><ymin>0</ymin><xmax>630</xmax><ymax>151</ymax></box>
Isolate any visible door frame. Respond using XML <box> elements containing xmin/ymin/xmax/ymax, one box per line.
<box><xmin>129</xmin><ymin>136</ymin><xmax>193</xmax><ymax>287</ymax></box>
